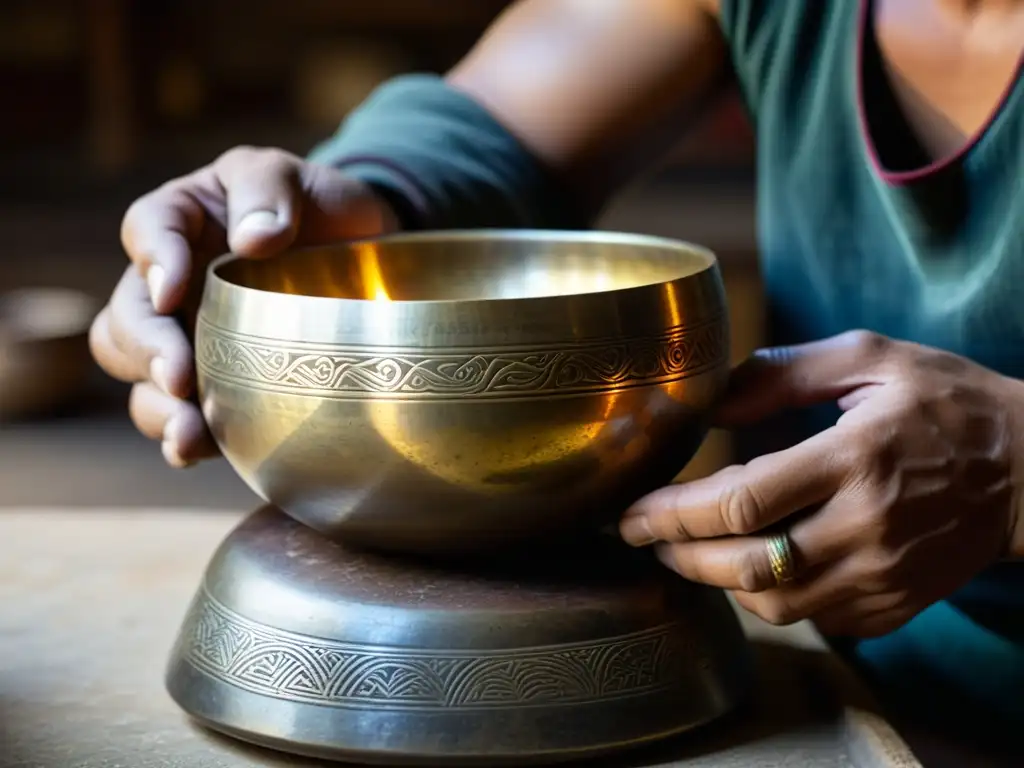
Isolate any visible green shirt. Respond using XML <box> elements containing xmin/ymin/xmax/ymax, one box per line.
<box><xmin>721</xmin><ymin>0</ymin><xmax>1024</xmax><ymax>748</ymax></box>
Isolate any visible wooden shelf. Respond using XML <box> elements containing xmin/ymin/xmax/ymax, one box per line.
<box><xmin>0</xmin><ymin>0</ymin><xmax>753</xmax><ymax>180</ymax></box>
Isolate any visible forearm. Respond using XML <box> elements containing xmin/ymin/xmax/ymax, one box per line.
<box><xmin>308</xmin><ymin>75</ymin><xmax>590</xmax><ymax>232</ymax></box>
<box><xmin>308</xmin><ymin>0</ymin><xmax>728</xmax><ymax>232</ymax></box>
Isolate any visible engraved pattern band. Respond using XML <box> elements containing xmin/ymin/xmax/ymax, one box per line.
<box><xmin>178</xmin><ymin>590</ymin><xmax>700</xmax><ymax>711</ymax></box>
<box><xmin>195</xmin><ymin>316</ymin><xmax>728</xmax><ymax>401</ymax></box>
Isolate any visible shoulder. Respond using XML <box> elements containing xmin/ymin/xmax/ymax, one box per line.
<box><xmin>716</xmin><ymin>0</ymin><xmax>854</xmax><ymax>112</ymax></box>
<box><xmin>718</xmin><ymin>0</ymin><xmax>841</xmax><ymax>51</ymax></box>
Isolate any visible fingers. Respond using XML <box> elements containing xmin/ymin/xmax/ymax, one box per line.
<box><xmin>129</xmin><ymin>383</ymin><xmax>218</xmax><ymax>467</ymax></box>
<box><xmin>730</xmin><ymin>586</ymin><xmax>850</xmax><ymax>629</ymax></box>
<box><xmin>716</xmin><ymin>330</ymin><xmax>898</xmax><ymax>427</ymax></box>
<box><xmin>654</xmin><ymin>537</ymin><xmax>781</xmax><ymax>593</ymax></box>
<box><xmin>121</xmin><ymin>147</ymin><xmax>393</xmax><ymax>314</ymax></box>
<box><xmin>108</xmin><ymin>145</ymin><xmax>397</xmax><ymax>471</ymax></box>
<box><xmin>620</xmin><ymin>428</ymin><xmax>846</xmax><ymax>545</ymax></box>
<box><xmin>657</xmin><ymin>537</ymin><xmax>918</xmax><ymax>636</ymax></box>
<box><xmin>210</xmin><ymin>148</ymin><xmax>399</xmax><ymax>255</ymax></box>
<box><xmin>121</xmin><ymin>147</ymin><xmax>309</xmax><ymax>313</ymax></box>
<box><xmin>213</xmin><ymin>147</ymin><xmax>303</xmax><ymax>257</ymax></box>
<box><xmin>728</xmin><ymin>584</ymin><xmax>850</xmax><ymax>629</ymax></box>
<box><xmin>732</xmin><ymin>586</ymin><xmax>916</xmax><ymax>637</ymax></box>
<box><xmin>121</xmin><ymin>180</ymin><xmax>206</xmax><ymax>312</ymax></box>
<box><xmin>89</xmin><ymin>308</ymin><xmax>135</xmax><ymax>384</ymax></box>
<box><xmin>811</xmin><ymin>594</ymin><xmax>922</xmax><ymax>638</ymax></box>
<box><xmin>649</xmin><ymin>494</ymin><xmax>849</xmax><ymax>592</ymax></box>
<box><xmin>91</xmin><ymin>266</ymin><xmax>213</xmax><ymax>468</ymax></box>
<box><xmin>109</xmin><ymin>145</ymin><xmax>371</xmax><ymax>472</ymax></box>
<box><xmin>726</xmin><ymin>555</ymin><xmax>869</xmax><ymax>628</ymax></box>
<box><xmin>97</xmin><ymin>268</ymin><xmax>194</xmax><ymax>397</ymax></box>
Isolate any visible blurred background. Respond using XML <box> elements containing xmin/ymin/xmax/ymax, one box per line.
<box><xmin>0</xmin><ymin>0</ymin><xmax>760</xmax><ymax>511</ymax></box>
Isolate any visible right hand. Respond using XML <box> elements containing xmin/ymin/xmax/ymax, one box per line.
<box><xmin>90</xmin><ymin>146</ymin><xmax>399</xmax><ymax>468</ymax></box>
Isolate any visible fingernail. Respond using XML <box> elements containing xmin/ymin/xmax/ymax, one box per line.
<box><xmin>162</xmin><ymin>416</ymin><xmax>190</xmax><ymax>469</ymax></box>
<box><xmin>150</xmin><ymin>357</ymin><xmax>171</xmax><ymax>395</ymax></box>
<box><xmin>234</xmin><ymin>211</ymin><xmax>281</xmax><ymax>244</ymax></box>
<box><xmin>161</xmin><ymin>439</ymin><xmax>188</xmax><ymax>469</ymax></box>
<box><xmin>147</xmin><ymin>265</ymin><xmax>166</xmax><ymax>309</ymax></box>
<box><xmin>619</xmin><ymin>515</ymin><xmax>656</xmax><ymax>547</ymax></box>
<box><xmin>653</xmin><ymin>543</ymin><xmax>676</xmax><ymax>570</ymax></box>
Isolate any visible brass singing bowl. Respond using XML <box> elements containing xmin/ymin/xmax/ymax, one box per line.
<box><xmin>0</xmin><ymin>287</ymin><xmax>99</xmax><ymax>421</ymax></box>
<box><xmin>196</xmin><ymin>230</ymin><xmax>730</xmax><ymax>554</ymax></box>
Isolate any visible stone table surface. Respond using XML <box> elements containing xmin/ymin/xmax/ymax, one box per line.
<box><xmin>0</xmin><ymin>509</ymin><xmax>922</xmax><ymax>768</ymax></box>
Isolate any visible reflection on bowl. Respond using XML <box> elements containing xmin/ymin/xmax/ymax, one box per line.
<box><xmin>0</xmin><ymin>288</ymin><xmax>99</xmax><ymax>421</ymax></box>
<box><xmin>196</xmin><ymin>230</ymin><xmax>730</xmax><ymax>554</ymax></box>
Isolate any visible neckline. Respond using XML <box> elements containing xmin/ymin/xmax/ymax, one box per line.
<box><xmin>855</xmin><ymin>0</ymin><xmax>1024</xmax><ymax>186</ymax></box>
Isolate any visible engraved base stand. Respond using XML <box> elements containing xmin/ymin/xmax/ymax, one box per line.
<box><xmin>166</xmin><ymin>506</ymin><xmax>752</xmax><ymax>765</ymax></box>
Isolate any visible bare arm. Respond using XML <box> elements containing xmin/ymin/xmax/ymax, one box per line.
<box><xmin>92</xmin><ymin>0</ymin><xmax>729</xmax><ymax>467</ymax></box>
<box><xmin>449</xmin><ymin>0</ymin><xmax>728</xmax><ymax>207</ymax></box>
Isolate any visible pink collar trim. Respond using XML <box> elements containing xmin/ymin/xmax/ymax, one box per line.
<box><xmin>855</xmin><ymin>0</ymin><xmax>1024</xmax><ymax>185</ymax></box>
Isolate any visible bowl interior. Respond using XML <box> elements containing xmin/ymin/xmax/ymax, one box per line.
<box><xmin>213</xmin><ymin>231</ymin><xmax>716</xmax><ymax>303</ymax></box>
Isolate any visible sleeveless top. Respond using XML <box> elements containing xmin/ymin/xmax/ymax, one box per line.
<box><xmin>719</xmin><ymin>0</ymin><xmax>1024</xmax><ymax>745</ymax></box>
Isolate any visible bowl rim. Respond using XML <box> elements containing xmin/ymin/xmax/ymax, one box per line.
<box><xmin>206</xmin><ymin>229</ymin><xmax>720</xmax><ymax>307</ymax></box>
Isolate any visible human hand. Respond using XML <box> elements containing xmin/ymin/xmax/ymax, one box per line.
<box><xmin>620</xmin><ymin>331</ymin><xmax>1024</xmax><ymax>637</ymax></box>
<box><xmin>89</xmin><ymin>147</ymin><xmax>398</xmax><ymax>467</ymax></box>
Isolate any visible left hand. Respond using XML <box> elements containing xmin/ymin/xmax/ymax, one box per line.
<box><xmin>620</xmin><ymin>330</ymin><xmax>1024</xmax><ymax>638</ymax></box>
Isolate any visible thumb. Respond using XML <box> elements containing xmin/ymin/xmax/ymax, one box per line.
<box><xmin>232</xmin><ymin>210</ymin><xmax>293</xmax><ymax>257</ymax></box>
<box><xmin>298</xmin><ymin>163</ymin><xmax>401</xmax><ymax>243</ymax></box>
<box><xmin>214</xmin><ymin>148</ymin><xmax>304</xmax><ymax>258</ymax></box>
<box><xmin>716</xmin><ymin>330</ymin><xmax>893</xmax><ymax>426</ymax></box>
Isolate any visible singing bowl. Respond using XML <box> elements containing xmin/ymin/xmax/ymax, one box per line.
<box><xmin>167</xmin><ymin>506</ymin><xmax>752</xmax><ymax>765</ymax></box>
<box><xmin>0</xmin><ymin>287</ymin><xmax>99</xmax><ymax>421</ymax></box>
<box><xmin>195</xmin><ymin>230</ymin><xmax>730</xmax><ymax>554</ymax></box>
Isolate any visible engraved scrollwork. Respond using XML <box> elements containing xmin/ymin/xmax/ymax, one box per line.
<box><xmin>195</xmin><ymin>318</ymin><xmax>728</xmax><ymax>399</ymax></box>
<box><xmin>178</xmin><ymin>592</ymin><xmax>699</xmax><ymax>710</ymax></box>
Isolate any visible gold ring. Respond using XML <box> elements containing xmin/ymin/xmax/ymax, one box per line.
<box><xmin>765</xmin><ymin>532</ymin><xmax>798</xmax><ymax>585</ymax></box>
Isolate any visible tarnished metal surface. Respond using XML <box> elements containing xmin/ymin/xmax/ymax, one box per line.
<box><xmin>0</xmin><ymin>509</ymin><xmax>920</xmax><ymax>768</ymax></box>
<box><xmin>196</xmin><ymin>231</ymin><xmax>729</xmax><ymax>554</ymax></box>
<box><xmin>165</xmin><ymin>507</ymin><xmax>750</xmax><ymax>764</ymax></box>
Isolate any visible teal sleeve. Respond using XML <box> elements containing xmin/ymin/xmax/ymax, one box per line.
<box><xmin>308</xmin><ymin>74</ymin><xmax>590</xmax><ymax>231</ymax></box>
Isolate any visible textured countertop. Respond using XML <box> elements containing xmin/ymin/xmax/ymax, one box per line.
<box><xmin>0</xmin><ymin>509</ymin><xmax>922</xmax><ymax>768</ymax></box>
